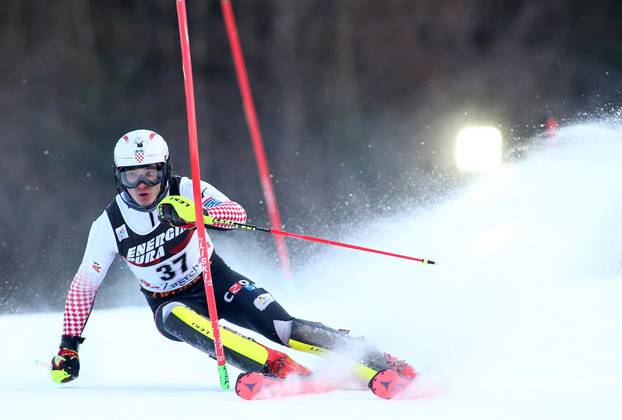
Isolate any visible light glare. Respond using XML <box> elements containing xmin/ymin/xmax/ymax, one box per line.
<box><xmin>455</xmin><ymin>126</ymin><xmax>503</xmax><ymax>172</ymax></box>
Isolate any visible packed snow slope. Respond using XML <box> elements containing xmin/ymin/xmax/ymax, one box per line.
<box><xmin>3</xmin><ymin>122</ymin><xmax>622</xmax><ymax>420</ymax></box>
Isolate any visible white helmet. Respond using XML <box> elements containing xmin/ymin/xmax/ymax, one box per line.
<box><xmin>114</xmin><ymin>129</ymin><xmax>169</xmax><ymax>167</ymax></box>
<box><xmin>113</xmin><ymin>129</ymin><xmax>172</xmax><ymax>211</ymax></box>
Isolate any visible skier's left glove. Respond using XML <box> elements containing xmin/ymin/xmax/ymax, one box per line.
<box><xmin>158</xmin><ymin>202</ymin><xmax>197</xmax><ymax>229</ymax></box>
<box><xmin>50</xmin><ymin>335</ymin><xmax>84</xmax><ymax>384</ymax></box>
<box><xmin>158</xmin><ymin>201</ymin><xmax>217</xmax><ymax>229</ymax></box>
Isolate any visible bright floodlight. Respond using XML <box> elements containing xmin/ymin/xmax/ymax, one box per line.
<box><xmin>454</xmin><ymin>126</ymin><xmax>503</xmax><ymax>172</ymax></box>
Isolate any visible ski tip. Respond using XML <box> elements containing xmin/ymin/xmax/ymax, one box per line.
<box><xmin>235</xmin><ymin>372</ymin><xmax>264</xmax><ymax>400</ymax></box>
<box><xmin>369</xmin><ymin>369</ymin><xmax>412</xmax><ymax>400</ymax></box>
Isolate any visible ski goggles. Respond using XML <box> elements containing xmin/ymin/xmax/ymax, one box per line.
<box><xmin>118</xmin><ymin>165</ymin><xmax>164</xmax><ymax>188</ymax></box>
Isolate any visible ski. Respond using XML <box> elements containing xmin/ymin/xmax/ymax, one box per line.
<box><xmin>235</xmin><ymin>372</ymin><xmax>337</xmax><ymax>400</ymax></box>
<box><xmin>235</xmin><ymin>369</ymin><xmax>417</xmax><ymax>400</ymax></box>
<box><xmin>368</xmin><ymin>369</ymin><xmax>415</xmax><ymax>399</ymax></box>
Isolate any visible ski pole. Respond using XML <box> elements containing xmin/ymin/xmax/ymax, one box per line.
<box><xmin>160</xmin><ymin>196</ymin><xmax>436</xmax><ymax>265</ymax></box>
<box><xmin>176</xmin><ymin>0</ymin><xmax>229</xmax><ymax>390</ymax></box>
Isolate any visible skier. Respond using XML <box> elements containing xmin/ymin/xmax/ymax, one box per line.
<box><xmin>50</xmin><ymin>129</ymin><xmax>416</xmax><ymax>385</ymax></box>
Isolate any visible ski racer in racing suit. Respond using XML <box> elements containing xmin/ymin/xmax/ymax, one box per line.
<box><xmin>50</xmin><ymin>129</ymin><xmax>416</xmax><ymax>385</ymax></box>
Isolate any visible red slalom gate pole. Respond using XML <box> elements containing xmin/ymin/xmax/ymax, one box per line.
<box><xmin>220</xmin><ymin>0</ymin><xmax>291</xmax><ymax>277</ymax></box>
<box><xmin>546</xmin><ymin>116</ymin><xmax>558</xmax><ymax>148</ymax></box>
<box><xmin>176</xmin><ymin>0</ymin><xmax>229</xmax><ymax>390</ymax></box>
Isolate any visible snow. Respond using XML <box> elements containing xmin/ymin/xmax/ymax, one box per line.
<box><xmin>3</xmin><ymin>122</ymin><xmax>622</xmax><ymax>419</ymax></box>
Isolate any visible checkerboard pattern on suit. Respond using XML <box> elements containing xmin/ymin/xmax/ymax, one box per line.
<box><xmin>62</xmin><ymin>273</ymin><xmax>97</xmax><ymax>336</ymax></box>
<box><xmin>204</xmin><ymin>200</ymin><xmax>247</xmax><ymax>229</ymax></box>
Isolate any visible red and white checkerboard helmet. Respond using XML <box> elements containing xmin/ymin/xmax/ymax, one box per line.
<box><xmin>113</xmin><ymin>129</ymin><xmax>172</xmax><ymax>211</ymax></box>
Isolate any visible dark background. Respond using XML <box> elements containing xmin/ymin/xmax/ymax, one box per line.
<box><xmin>2</xmin><ymin>0</ymin><xmax>621</xmax><ymax>312</ymax></box>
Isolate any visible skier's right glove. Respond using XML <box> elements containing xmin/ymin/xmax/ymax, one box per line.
<box><xmin>50</xmin><ymin>335</ymin><xmax>84</xmax><ymax>384</ymax></box>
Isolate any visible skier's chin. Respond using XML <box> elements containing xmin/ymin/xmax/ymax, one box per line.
<box><xmin>136</xmin><ymin>196</ymin><xmax>157</xmax><ymax>207</ymax></box>
<box><xmin>129</xmin><ymin>186</ymin><xmax>159</xmax><ymax>208</ymax></box>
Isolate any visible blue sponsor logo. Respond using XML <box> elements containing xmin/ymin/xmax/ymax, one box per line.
<box><xmin>203</xmin><ymin>197</ymin><xmax>222</xmax><ymax>208</ymax></box>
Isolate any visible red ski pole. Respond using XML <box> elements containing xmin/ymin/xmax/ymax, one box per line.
<box><xmin>227</xmin><ymin>223</ymin><xmax>435</xmax><ymax>264</ymax></box>
<box><xmin>176</xmin><ymin>0</ymin><xmax>229</xmax><ymax>390</ymax></box>
<box><xmin>161</xmin><ymin>195</ymin><xmax>436</xmax><ymax>265</ymax></box>
<box><xmin>267</xmin><ymin>228</ymin><xmax>435</xmax><ymax>264</ymax></box>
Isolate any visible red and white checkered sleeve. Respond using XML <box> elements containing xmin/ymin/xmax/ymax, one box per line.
<box><xmin>203</xmin><ymin>200</ymin><xmax>247</xmax><ymax>229</ymax></box>
<box><xmin>179</xmin><ymin>177</ymin><xmax>248</xmax><ymax>230</ymax></box>
<box><xmin>61</xmin><ymin>212</ymin><xmax>117</xmax><ymax>337</ymax></box>
<box><xmin>62</xmin><ymin>272</ymin><xmax>98</xmax><ymax>336</ymax></box>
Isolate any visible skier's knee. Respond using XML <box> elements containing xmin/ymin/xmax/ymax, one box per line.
<box><xmin>154</xmin><ymin>301</ymin><xmax>187</xmax><ymax>342</ymax></box>
<box><xmin>273</xmin><ymin>319</ymin><xmax>292</xmax><ymax>345</ymax></box>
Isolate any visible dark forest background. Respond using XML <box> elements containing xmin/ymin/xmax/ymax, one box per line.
<box><xmin>2</xmin><ymin>0</ymin><xmax>622</xmax><ymax>312</ymax></box>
